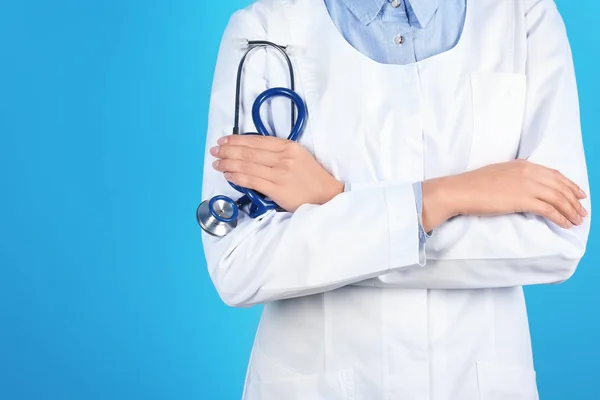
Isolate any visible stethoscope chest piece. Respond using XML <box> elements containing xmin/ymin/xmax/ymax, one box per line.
<box><xmin>196</xmin><ymin>195</ymin><xmax>239</xmax><ymax>237</ymax></box>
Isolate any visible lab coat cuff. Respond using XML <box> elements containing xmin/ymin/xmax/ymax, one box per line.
<box><xmin>413</xmin><ymin>183</ymin><xmax>434</xmax><ymax>239</ymax></box>
<box><xmin>413</xmin><ymin>182</ymin><xmax>430</xmax><ymax>267</ymax></box>
<box><xmin>346</xmin><ymin>181</ymin><xmax>393</xmax><ymax>191</ymax></box>
<box><xmin>348</xmin><ymin>180</ymin><xmax>429</xmax><ymax>267</ymax></box>
<box><xmin>412</xmin><ymin>182</ymin><xmax>427</xmax><ymax>242</ymax></box>
<box><xmin>384</xmin><ymin>184</ymin><xmax>422</xmax><ymax>269</ymax></box>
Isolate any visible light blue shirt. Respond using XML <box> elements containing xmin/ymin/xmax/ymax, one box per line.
<box><xmin>327</xmin><ymin>0</ymin><xmax>466</xmax><ymax>242</ymax></box>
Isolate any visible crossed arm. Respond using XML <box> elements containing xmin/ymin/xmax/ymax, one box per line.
<box><xmin>201</xmin><ymin>0</ymin><xmax>590</xmax><ymax>306</ymax></box>
<box><xmin>210</xmin><ymin>135</ymin><xmax>587</xmax><ymax>232</ymax></box>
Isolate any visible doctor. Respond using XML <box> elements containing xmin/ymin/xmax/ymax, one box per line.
<box><xmin>201</xmin><ymin>0</ymin><xmax>591</xmax><ymax>399</ymax></box>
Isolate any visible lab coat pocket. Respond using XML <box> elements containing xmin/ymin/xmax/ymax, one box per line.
<box><xmin>467</xmin><ymin>72</ymin><xmax>527</xmax><ymax>171</ymax></box>
<box><xmin>245</xmin><ymin>368</ymin><xmax>355</xmax><ymax>400</ymax></box>
<box><xmin>476</xmin><ymin>361</ymin><xmax>538</xmax><ymax>400</ymax></box>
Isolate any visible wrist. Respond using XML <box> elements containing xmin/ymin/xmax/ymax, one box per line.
<box><xmin>322</xmin><ymin>178</ymin><xmax>344</xmax><ymax>204</ymax></box>
<box><xmin>422</xmin><ymin>176</ymin><xmax>458</xmax><ymax>232</ymax></box>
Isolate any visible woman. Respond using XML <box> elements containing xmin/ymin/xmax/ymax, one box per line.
<box><xmin>201</xmin><ymin>0</ymin><xmax>591</xmax><ymax>398</ymax></box>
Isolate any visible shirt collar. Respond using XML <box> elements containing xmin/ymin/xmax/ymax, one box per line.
<box><xmin>339</xmin><ymin>0</ymin><xmax>386</xmax><ymax>25</ymax></box>
<box><xmin>339</xmin><ymin>0</ymin><xmax>439</xmax><ymax>28</ymax></box>
<box><xmin>409</xmin><ymin>0</ymin><xmax>439</xmax><ymax>28</ymax></box>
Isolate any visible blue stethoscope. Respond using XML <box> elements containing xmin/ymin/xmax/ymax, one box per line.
<box><xmin>196</xmin><ymin>40</ymin><xmax>308</xmax><ymax>237</ymax></box>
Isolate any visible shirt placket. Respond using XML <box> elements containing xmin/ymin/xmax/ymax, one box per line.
<box><xmin>382</xmin><ymin>0</ymin><xmax>415</xmax><ymax>64</ymax></box>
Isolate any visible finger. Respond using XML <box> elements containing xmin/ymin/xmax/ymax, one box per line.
<box><xmin>213</xmin><ymin>159</ymin><xmax>277</xmax><ymax>182</ymax></box>
<box><xmin>527</xmin><ymin>163</ymin><xmax>587</xmax><ymax>200</ymax></box>
<box><xmin>212</xmin><ymin>144</ymin><xmax>280</xmax><ymax>167</ymax></box>
<box><xmin>553</xmin><ymin>171</ymin><xmax>587</xmax><ymax>200</ymax></box>
<box><xmin>528</xmin><ymin>200</ymin><xmax>573</xmax><ymax>229</ymax></box>
<box><xmin>223</xmin><ymin>172</ymin><xmax>274</xmax><ymax>195</ymax></box>
<box><xmin>533</xmin><ymin>183</ymin><xmax>582</xmax><ymax>226</ymax></box>
<box><xmin>218</xmin><ymin>134</ymin><xmax>288</xmax><ymax>152</ymax></box>
<box><xmin>542</xmin><ymin>175</ymin><xmax>588</xmax><ymax>218</ymax></box>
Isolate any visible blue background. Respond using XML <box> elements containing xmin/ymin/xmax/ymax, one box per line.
<box><xmin>0</xmin><ymin>0</ymin><xmax>597</xmax><ymax>399</ymax></box>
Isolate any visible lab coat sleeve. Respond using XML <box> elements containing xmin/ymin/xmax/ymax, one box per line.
<box><xmin>353</xmin><ymin>0</ymin><xmax>591</xmax><ymax>289</ymax></box>
<box><xmin>201</xmin><ymin>9</ymin><xmax>421</xmax><ymax>307</ymax></box>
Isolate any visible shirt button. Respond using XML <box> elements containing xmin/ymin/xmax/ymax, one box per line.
<box><xmin>391</xmin><ymin>0</ymin><xmax>402</xmax><ymax>8</ymax></box>
<box><xmin>394</xmin><ymin>35</ymin><xmax>405</xmax><ymax>45</ymax></box>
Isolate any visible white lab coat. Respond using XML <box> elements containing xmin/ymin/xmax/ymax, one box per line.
<box><xmin>201</xmin><ymin>0</ymin><xmax>591</xmax><ymax>398</ymax></box>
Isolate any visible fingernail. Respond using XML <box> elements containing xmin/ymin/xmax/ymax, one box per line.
<box><xmin>212</xmin><ymin>160</ymin><xmax>220</xmax><ymax>169</ymax></box>
<box><xmin>224</xmin><ymin>172</ymin><xmax>232</xmax><ymax>179</ymax></box>
<box><xmin>218</xmin><ymin>137</ymin><xmax>229</xmax><ymax>145</ymax></box>
<box><xmin>582</xmin><ymin>208</ymin><xmax>588</xmax><ymax>217</ymax></box>
<box><xmin>579</xmin><ymin>189</ymin><xmax>587</xmax><ymax>198</ymax></box>
<box><xmin>210</xmin><ymin>146</ymin><xmax>219</xmax><ymax>156</ymax></box>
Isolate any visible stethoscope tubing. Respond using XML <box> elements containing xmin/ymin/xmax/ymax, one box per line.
<box><xmin>200</xmin><ymin>41</ymin><xmax>307</xmax><ymax>228</ymax></box>
<box><xmin>225</xmin><ymin>87</ymin><xmax>307</xmax><ymax>220</ymax></box>
<box><xmin>251</xmin><ymin>87</ymin><xmax>306</xmax><ymax>141</ymax></box>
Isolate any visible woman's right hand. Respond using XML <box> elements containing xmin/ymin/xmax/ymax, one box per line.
<box><xmin>422</xmin><ymin>159</ymin><xmax>588</xmax><ymax>232</ymax></box>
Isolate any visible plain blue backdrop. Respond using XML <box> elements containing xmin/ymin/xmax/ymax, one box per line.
<box><xmin>0</xmin><ymin>1</ymin><xmax>597</xmax><ymax>399</ymax></box>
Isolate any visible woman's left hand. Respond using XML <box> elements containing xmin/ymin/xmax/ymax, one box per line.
<box><xmin>210</xmin><ymin>135</ymin><xmax>344</xmax><ymax>212</ymax></box>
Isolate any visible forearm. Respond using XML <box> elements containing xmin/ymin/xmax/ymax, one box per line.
<box><xmin>204</xmin><ymin>181</ymin><xmax>422</xmax><ymax>306</ymax></box>
<box><xmin>371</xmin><ymin>159</ymin><xmax>590</xmax><ymax>289</ymax></box>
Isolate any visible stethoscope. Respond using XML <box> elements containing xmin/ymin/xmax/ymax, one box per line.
<box><xmin>196</xmin><ymin>39</ymin><xmax>308</xmax><ymax>237</ymax></box>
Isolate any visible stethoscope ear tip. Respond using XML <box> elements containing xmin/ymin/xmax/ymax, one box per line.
<box><xmin>233</xmin><ymin>38</ymin><xmax>250</xmax><ymax>50</ymax></box>
<box><xmin>284</xmin><ymin>45</ymin><xmax>304</xmax><ymax>56</ymax></box>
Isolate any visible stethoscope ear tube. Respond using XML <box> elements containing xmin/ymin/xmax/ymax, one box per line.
<box><xmin>233</xmin><ymin>41</ymin><xmax>297</xmax><ymax>135</ymax></box>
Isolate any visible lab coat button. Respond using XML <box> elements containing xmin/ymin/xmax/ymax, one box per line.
<box><xmin>391</xmin><ymin>0</ymin><xmax>402</xmax><ymax>8</ymax></box>
<box><xmin>394</xmin><ymin>35</ymin><xmax>405</xmax><ymax>45</ymax></box>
